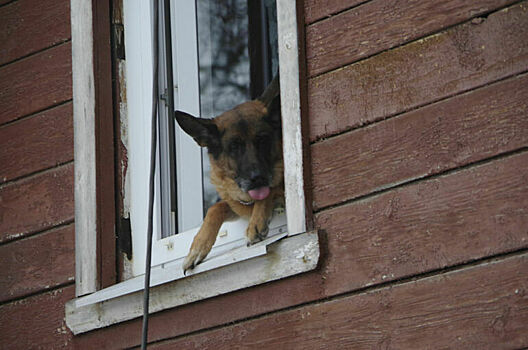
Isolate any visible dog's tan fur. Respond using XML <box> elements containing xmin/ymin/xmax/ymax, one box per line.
<box><xmin>176</xmin><ymin>78</ymin><xmax>282</xmax><ymax>273</ymax></box>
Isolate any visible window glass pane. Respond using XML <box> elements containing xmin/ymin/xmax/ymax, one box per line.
<box><xmin>196</xmin><ymin>0</ymin><xmax>278</xmax><ymax>215</ymax></box>
<box><xmin>197</xmin><ymin>0</ymin><xmax>251</xmax><ymax>214</ymax></box>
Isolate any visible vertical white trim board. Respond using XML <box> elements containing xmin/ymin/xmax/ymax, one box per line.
<box><xmin>277</xmin><ymin>0</ymin><xmax>307</xmax><ymax>235</ymax></box>
<box><xmin>71</xmin><ymin>0</ymin><xmax>98</xmax><ymax>297</ymax></box>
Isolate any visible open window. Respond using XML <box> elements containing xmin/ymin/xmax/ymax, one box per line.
<box><xmin>130</xmin><ymin>0</ymin><xmax>287</xmax><ymax>277</ymax></box>
<box><xmin>66</xmin><ymin>0</ymin><xmax>317</xmax><ymax>334</ymax></box>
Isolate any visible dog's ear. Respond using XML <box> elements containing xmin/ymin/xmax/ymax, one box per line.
<box><xmin>175</xmin><ymin>111</ymin><xmax>221</xmax><ymax>154</ymax></box>
<box><xmin>258</xmin><ymin>75</ymin><xmax>281</xmax><ymax>131</ymax></box>
<box><xmin>265</xmin><ymin>94</ymin><xmax>281</xmax><ymax>131</ymax></box>
<box><xmin>258</xmin><ymin>74</ymin><xmax>280</xmax><ymax>108</ymax></box>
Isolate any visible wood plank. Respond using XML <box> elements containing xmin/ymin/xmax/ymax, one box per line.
<box><xmin>92</xmin><ymin>0</ymin><xmax>117</xmax><ymax>290</ymax></box>
<box><xmin>308</xmin><ymin>2</ymin><xmax>528</xmax><ymax>141</ymax></box>
<box><xmin>66</xmin><ymin>232</ymin><xmax>318</xmax><ymax>334</ymax></box>
<box><xmin>0</xmin><ymin>0</ymin><xmax>71</xmax><ymax>66</ymax></box>
<box><xmin>0</xmin><ymin>42</ymin><xmax>72</xmax><ymax>125</ymax></box>
<box><xmin>71</xmin><ymin>0</ymin><xmax>97</xmax><ymax>296</ymax></box>
<box><xmin>315</xmin><ymin>151</ymin><xmax>528</xmax><ymax>295</ymax></box>
<box><xmin>156</xmin><ymin>254</ymin><xmax>528</xmax><ymax>349</ymax></box>
<box><xmin>0</xmin><ymin>286</ymin><xmax>74</xmax><ymax>349</ymax></box>
<box><xmin>0</xmin><ymin>163</ymin><xmax>74</xmax><ymax>243</ymax></box>
<box><xmin>277</xmin><ymin>1</ymin><xmax>309</xmax><ymax>235</ymax></box>
<box><xmin>304</xmin><ymin>0</ymin><xmax>366</xmax><ymax>24</ymax></box>
<box><xmin>311</xmin><ymin>73</ymin><xmax>528</xmax><ymax>209</ymax></box>
<box><xmin>73</xmin><ymin>269</ymin><xmax>324</xmax><ymax>349</ymax></box>
<box><xmin>74</xmin><ymin>152</ymin><xmax>528</xmax><ymax>348</ymax></box>
<box><xmin>0</xmin><ymin>102</ymin><xmax>73</xmax><ymax>183</ymax></box>
<box><xmin>0</xmin><ymin>224</ymin><xmax>74</xmax><ymax>303</ymax></box>
<box><xmin>305</xmin><ymin>0</ymin><xmax>517</xmax><ymax>77</ymax></box>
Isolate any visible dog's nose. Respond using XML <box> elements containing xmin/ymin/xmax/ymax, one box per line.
<box><xmin>249</xmin><ymin>170</ymin><xmax>266</xmax><ymax>187</ymax></box>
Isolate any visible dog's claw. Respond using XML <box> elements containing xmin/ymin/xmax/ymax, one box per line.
<box><xmin>182</xmin><ymin>248</ymin><xmax>205</xmax><ymax>274</ymax></box>
<box><xmin>246</xmin><ymin>224</ymin><xmax>269</xmax><ymax>246</ymax></box>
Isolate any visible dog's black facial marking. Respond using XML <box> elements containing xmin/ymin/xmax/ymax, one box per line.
<box><xmin>207</xmin><ymin>135</ymin><xmax>223</xmax><ymax>159</ymax></box>
<box><xmin>229</xmin><ymin>119</ymin><xmax>279</xmax><ymax>192</ymax></box>
<box><xmin>255</xmin><ymin>132</ymin><xmax>272</xmax><ymax>154</ymax></box>
<box><xmin>228</xmin><ymin>137</ymin><xmax>245</xmax><ymax>157</ymax></box>
<box><xmin>236</xmin><ymin>119</ymin><xmax>249</xmax><ymax>134</ymax></box>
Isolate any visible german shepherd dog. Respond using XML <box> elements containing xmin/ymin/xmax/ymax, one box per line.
<box><xmin>175</xmin><ymin>76</ymin><xmax>283</xmax><ymax>273</ymax></box>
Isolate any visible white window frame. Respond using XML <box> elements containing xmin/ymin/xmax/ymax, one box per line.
<box><xmin>128</xmin><ymin>0</ymin><xmax>288</xmax><ymax>276</ymax></box>
<box><xmin>66</xmin><ymin>0</ymin><xmax>317</xmax><ymax>335</ymax></box>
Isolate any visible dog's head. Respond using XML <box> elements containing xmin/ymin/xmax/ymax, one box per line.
<box><xmin>175</xmin><ymin>76</ymin><xmax>281</xmax><ymax>201</ymax></box>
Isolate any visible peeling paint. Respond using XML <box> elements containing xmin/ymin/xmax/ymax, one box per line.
<box><xmin>294</xmin><ymin>240</ymin><xmax>318</xmax><ymax>262</ymax></box>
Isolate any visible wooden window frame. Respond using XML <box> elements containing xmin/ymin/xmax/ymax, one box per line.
<box><xmin>71</xmin><ymin>0</ymin><xmax>116</xmax><ymax>297</ymax></box>
<box><xmin>128</xmin><ymin>0</ymin><xmax>288</xmax><ymax>277</ymax></box>
<box><xmin>66</xmin><ymin>0</ymin><xmax>317</xmax><ymax>335</ymax></box>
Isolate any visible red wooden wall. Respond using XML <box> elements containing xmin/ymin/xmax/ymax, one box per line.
<box><xmin>1</xmin><ymin>0</ymin><xmax>527</xmax><ymax>349</ymax></box>
<box><xmin>0</xmin><ymin>0</ymin><xmax>76</xmax><ymax>347</ymax></box>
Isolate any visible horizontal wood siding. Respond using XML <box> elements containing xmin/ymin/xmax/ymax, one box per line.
<box><xmin>304</xmin><ymin>0</ymin><xmax>366</xmax><ymax>24</ymax></box>
<box><xmin>0</xmin><ymin>42</ymin><xmax>72</xmax><ymax>125</ymax></box>
<box><xmin>1</xmin><ymin>0</ymin><xmax>526</xmax><ymax>348</ymax></box>
<box><xmin>154</xmin><ymin>254</ymin><xmax>528</xmax><ymax>349</ymax></box>
<box><xmin>315</xmin><ymin>151</ymin><xmax>528</xmax><ymax>295</ymax></box>
<box><xmin>0</xmin><ymin>163</ymin><xmax>74</xmax><ymax>243</ymax></box>
<box><xmin>0</xmin><ymin>286</ymin><xmax>74</xmax><ymax>349</ymax></box>
<box><xmin>70</xmin><ymin>151</ymin><xmax>528</xmax><ymax>349</ymax></box>
<box><xmin>308</xmin><ymin>3</ymin><xmax>528</xmax><ymax>141</ymax></box>
<box><xmin>0</xmin><ymin>0</ymin><xmax>71</xmax><ymax>66</ymax></box>
<box><xmin>306</xmin><ymin>0</ymin><xmax>517</xmax><ymax>77</ymax></box>
<box><xmin>0</xmin><ymin>223</ymin><xmax>74</xmax><ymax>302</ymax></box>
<box><xmin>0</xmin><ymin>102</ymin><xmax>73</xmax><ymax>183</ymax></box>
<box><xmin>0</xmin><ymin>1</ymin><xmax>77</xmax><ymax>349</ymax></box>
<box><xmin>311</xmin><ymin>73</ymin><xmax>528</xmax><ymax>209</ymax></box>
<box><xmin>72</xmin><ymin>2</ymin><xmax>527</xmax><ymax>348</ymax></box>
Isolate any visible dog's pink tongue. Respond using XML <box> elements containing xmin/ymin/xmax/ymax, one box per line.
<box><xmin>248</xmin><ymin>187</ymin><xmax>270</xmax><ymax>200</ymax></box>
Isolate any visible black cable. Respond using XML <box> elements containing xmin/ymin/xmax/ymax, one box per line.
<box><xmin>141</xmin><ymin>0</ymin><xmax>159</xmax><ymax>348</ymax></box>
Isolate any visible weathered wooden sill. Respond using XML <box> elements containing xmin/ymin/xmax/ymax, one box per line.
<box><xmin>65</xmin><ymin>231</ymin><xmax>319</xmax><ymax>334</ymax></box>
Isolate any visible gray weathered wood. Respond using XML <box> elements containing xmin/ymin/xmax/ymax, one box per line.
<box><xmin>71</xmin><ymin>0</ymin><xmax>97</xmax><ymax>297</ymax></box>
<box><xmin>65</xmin><ymin>231</ymin><xmax>319</xmax><ymax>334</ymax></box>
<box><xmin>277</xmin><ymin>0</ymin><xmax>307</xmax><ymax>235</ymax></box>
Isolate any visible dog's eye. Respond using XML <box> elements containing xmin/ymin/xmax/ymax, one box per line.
<box><xmin>256</xmin><ymin>134</ymin><xmax>271</xmax><ymax>150</ymax></box>
<box><xmin>229</xmin><ymin>139</ymin><xmax>244</xmax><ymax>155</ymax></box>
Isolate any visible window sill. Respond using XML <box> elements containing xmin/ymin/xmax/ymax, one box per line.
<box><xmin>65</xmin><ymin>230</ymin><xmax>319</xmax><ymax>334</ymax></box>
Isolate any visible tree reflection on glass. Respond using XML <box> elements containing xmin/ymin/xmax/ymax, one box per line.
<box><xmin>196</xmin><ymin>0</ymin><xmax>278</xmax><ymax>215</ymax></box>
<box><xmin>197</xmin><ymin>0</ymin><xmax>251</xmax><ymax>213</ymax></box>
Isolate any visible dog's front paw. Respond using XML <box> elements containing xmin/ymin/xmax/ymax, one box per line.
<box><xmin>182</xmin><ymin>248</ymin><xmax>206</xmax><ymax>275</ymax></box>
<box><xmin>182</xmin><ymin>234</ymin><xmax>215</xmax><ymax>274</ymax></box>
<box><xmin>246</xmin><ymin>220</ymin><xmax>269</xmax><ymax>246</ymax></box>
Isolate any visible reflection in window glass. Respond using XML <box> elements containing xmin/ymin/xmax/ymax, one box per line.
<box><xmin>196</xmin><ymin>0</ymin><xmax>278</xmax><ymax>215</ymax></box>
<box><xmin>197</xmin><ymin>0</ymin><xmax>251</xmax><ymax>213</ymax></box>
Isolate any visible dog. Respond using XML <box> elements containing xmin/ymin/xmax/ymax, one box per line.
<box><xmin>175</xmin><ymin>76</ymin><xmax>283</xmax><ymax>273</ymax></box>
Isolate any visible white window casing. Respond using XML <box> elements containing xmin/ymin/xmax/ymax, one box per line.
<box><xmin>66</xmin><ymin>0</ymin><xmax>318</xmax><ymax>335</ymax></box>
<box><xmin>127</xmin><ymin>0</ymin><xmax>290</xmax><ymax>276</ymax></box>
<box><xmin>71</xmin><ymin>0</ymin><xmax>97</xmax><ymax>298</ymax></box>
